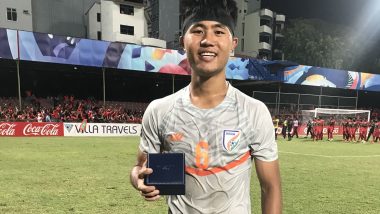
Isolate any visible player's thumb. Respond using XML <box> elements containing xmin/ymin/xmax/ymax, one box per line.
<box><xmin>138</xmin><ymin>167</ymin><xmax>153</xmax><ymax>179</ymax></box>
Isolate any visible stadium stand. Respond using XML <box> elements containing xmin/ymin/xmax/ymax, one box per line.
<box><xmin>0</xmin><ymin>96</ymin><xmax>147</xmax><ymax>123</ymax></box>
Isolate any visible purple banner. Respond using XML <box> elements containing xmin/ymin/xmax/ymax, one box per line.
<box><xmin>284</xmin><ymin>65</ymin><xmax>380</xmax><ymax>92</ymax></box>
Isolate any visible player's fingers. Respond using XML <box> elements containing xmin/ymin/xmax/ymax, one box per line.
<box><xmin>144</xmin><ymin>194</ymin><xmax>161</xmax><ymax>201</ymax></box>
<box><xmin>139</xmin><ymin>184</ymin><xmax>156</xmax><ymax>193</ymax></box>
<box><xmin>136</xmin><ymin>179</ymin><xmax>156</xmax><ymax>193</ymax></box>
<box><xmin>141</xmin><ymin>189</ymin><xmax>160</xmax><ymax>198</ymax></box>
<box><xmin>137</xmin><ymin>167</ymin><xmax>153</xmax><ymax>179</ymax></box>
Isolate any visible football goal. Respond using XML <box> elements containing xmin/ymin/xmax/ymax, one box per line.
<box><xmin>301</xmin><ymin>108</ymin><xmax>371</xmax><ymax>125</ymax></box>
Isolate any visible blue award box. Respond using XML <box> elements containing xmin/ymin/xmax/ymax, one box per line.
<box><xmin>145</xmin><ymin>153</ymin><xmax>185</xmax><ymax>195</ymax></box>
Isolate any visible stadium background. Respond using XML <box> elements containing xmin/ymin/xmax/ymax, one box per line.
<box><xmin>1</xmin><ymin>27</ymin><xmax>380</xmax><ymax>214</ymax></box>
<box><xmin>1</xmin><ymin>28</ymin><xmax>380</xmax><ymax>119</ymax></box>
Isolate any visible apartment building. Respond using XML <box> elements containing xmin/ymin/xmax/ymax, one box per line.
<box><xmin>235</xmin><ymin>0</ymin><xmax>285</xmax><ymax>60</ymax></box>
<box><xmin>0</xmin><ymin>0</ymin><xmax>33</xmax><ymax>31</ymax></box>
<box><xmin>1</xmin><ymin>0</ymin><xmax>165</xmax><ymax>47</ymax></box>
<box><xmin>87</xmin><ymin>0</ymin><xmax>165</xmax><ymax>48</ymax></box>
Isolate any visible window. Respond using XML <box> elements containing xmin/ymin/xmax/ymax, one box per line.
<box><xmin>97</xmin><ymin>31</ymin><xmax>102</xmax><ymax>40</ymax></box>
<box><xmin>7</xmin><ymin>8</ymin><xmax>17</xmax><ymax>21</ymax></box>
<box><xmin>260</xmin><ymin>19</ymin><xmax>271</xmax><ymax>27</ymax></box>
<box><xmin>120</xmin><ymin>25</ymin><xmax>134</xmax><ymax>35</ymax></box>
<box><xmin>97</xmin><ymin>13</ymin><xmax>101</xmax><ymax>22</ymax></box>
<box><xmin>124</xmin><ymin>0</ymin><xmax>143</xmax><ymax>4</ymax></box>
<box><xmin>120</xmin><ymin>4</ymin><xmax>134</xmax><ymax>15</ymax></box>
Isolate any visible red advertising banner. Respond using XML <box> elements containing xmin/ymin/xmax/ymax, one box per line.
<box><xmin>0</xmin><ymin>122</ymin><xmax>64</xmax><ymax>137</ymax></box>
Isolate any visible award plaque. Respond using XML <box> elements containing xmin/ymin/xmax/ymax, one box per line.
<box><xmin>144</xmin><ymin>153</ymin><xmax>185</xmax><ymax>195</ymax></box>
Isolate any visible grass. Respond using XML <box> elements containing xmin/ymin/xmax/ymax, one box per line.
<box><xmin>0</xmin><ymin>136</ymin><xmax>379</xmax><ymax>213</ymax></box>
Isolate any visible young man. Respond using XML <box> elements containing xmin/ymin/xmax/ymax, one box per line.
<box><xmin>282</xmin><ymin>116</ymin><xmax>288</xmax><ymax>139</ymax></box>
<box><xmin>287</xmin><ymin>117</ymin><xmax>293</xmax><ymax>141</ymax></box>
<box><xmin>374</xmin><ymin>119</ymin><xmax>380</xmax><ymax>143</ymax></box>
<box><xmin>292</xmin><ymin>117</ymin><xmax>299</xmax><ymax>138</ymax></box>
<box><xmin>318</xmin><ymin>117</ymin><xmax>324</xmax><ymax>140</ymax></box>
<box><xmin>312</xmin><ymin>117</ymin><xmax>319</xmax><ymax>142</ymax></box>
<box><xmin>350</xmin><ymin>118</ymin><xmax>358</xmax><ymax>142</ymax></box>
<box><xmin>358</xmin><ymin>119</ymin><xmax>368</xmax><ymax>143</ymax></box>
<box><xmin>273</xmin><ymin>115</ymin><xmax>280</xmax><ymax>140</ymax></box>
<box><xmin>130</xmin><ymin>0</ymin><xmax>282</xmax><ymax>213</ymax></box>
<box><xmin>327</xmin><ymin>116</ymin><xmax>336</xmax><ymax>141</ymax></box>
<box><xmin>367</xmin><ymin>118</ymin><xmax>376</xmax><ymax>142</ymax></box>
<box><xmin>304</xmin><ymin>119</ymin><xmax>313</xmax><ymax>139</ymax></box>
<box><xmin>342</xmin><ymin>117</ymin><xmax>349</xmax><ymax>142</ymax></box>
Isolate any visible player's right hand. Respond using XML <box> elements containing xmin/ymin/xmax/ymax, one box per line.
<box><xmin>133</xmin><ymin>166</ymin><xmax>161</xmax><ymax>201</ymax></box>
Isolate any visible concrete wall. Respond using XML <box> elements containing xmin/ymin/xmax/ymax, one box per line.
<box><xmin>0</xmin><ymin>0</ymin><xmax>33</xmax><ymax>31</ymax></box>
<box><xmin>32</xmin><ymin>0</ymin><xmax>97</xmax><ymax>37</ymax></box>
<box><xmin>100</xmin><ymin>0</ymin><xmax>145</xmax><ymax>44</ymax></box>
<box><xmin>244</xmin><ymin>12</ymin><xmax>261</xmax><ymax>55</ymax></box>
<box><xmin>87</xmin><ymin>2</ymin><xmax>101</xmax><ymax>40</ymax></box>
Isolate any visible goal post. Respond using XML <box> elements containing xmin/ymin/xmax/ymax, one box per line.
<box><xmin>299</xmin><ymin>108</ymin><xmax>371</xmax><ymax>136</ymax></box>
<box><xmin>301</xmin><ymin>108</ymin><xmax>371</xmax><ymax>126</ymax></box>
<box><xmin>316</xmin><ymin>108</ymin><xmax>370</xmax><ymax>121</ymax></box>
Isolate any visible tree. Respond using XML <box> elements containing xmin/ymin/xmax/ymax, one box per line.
<box><xmin>280</xmin><ymin>19</ymin><xmax>369</xmax><ymax>71</ymax></box>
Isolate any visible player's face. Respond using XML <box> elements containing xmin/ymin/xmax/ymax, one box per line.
<box><xmin>181</xmin><ymin>21</ymin><xmax>238</xmax><ymax>77</ymax></box>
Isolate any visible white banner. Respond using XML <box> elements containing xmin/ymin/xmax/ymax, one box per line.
<box><xmin>63</xmin><ymin>123</ymin><xmax>141</xmax><ymax>137</ymax></box>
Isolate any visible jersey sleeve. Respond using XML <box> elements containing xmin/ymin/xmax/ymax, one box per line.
<box><xmin>250</xmin><ymin>102</ymin><xmax>278</xmax><ymax>162</ymax></box>
<box><xmin>139</xmin><ymin>101</ymin><xmax>162</xmax><ymax>154</ymax></box>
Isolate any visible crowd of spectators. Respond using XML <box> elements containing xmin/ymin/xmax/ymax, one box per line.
<box><xmin>0</xmin><ymin>95</ymin><xmax>147</xmax><ymax>123</ymax></box>
<box><xmin>3</xmin><ymin>95</ymin><xmax>380</xmax><ymax>125</ymax></box>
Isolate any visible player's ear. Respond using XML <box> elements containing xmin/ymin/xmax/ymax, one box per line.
<box><xmin>180</xmin><ymin>36</ymin><xmax>185</xmax><ymax>51</ymax></box>
<box><xmin>232</xmin><ymin>36</ymin><xmax>238</xmax><ymax>51</ymax></box>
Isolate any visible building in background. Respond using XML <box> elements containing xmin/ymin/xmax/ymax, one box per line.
<box><xmin>1</xmin><ymin>0</ymin><xmax>165</xmax><ymax>48</ymax></box>
<box><xmin>0</xmin><ymin>0</ymin><xmax>97</xmax><ymax>37</ymax></box>
<box><xmin>235</xmin><ymin>0</ymin><xmax>285</xmax><ymax>60</ymax></box>
<box><xmin>86</xmin><ymin>0</ymin><xmax>165</xmax><ymax>48</ymax></box>
<box><xmin>0</xmin><ymin>0</ymin><xmax>33</xmax><ymax>31</ymax></box>
<box><xmin>32</xmin><ymin>0</ymin><xmax>97</xmax><ymax>38</ymax></box>
<box><xmin>145</xmin><ymin>0</ymin><xmax>180</xmax><ymax>49</ymax></box>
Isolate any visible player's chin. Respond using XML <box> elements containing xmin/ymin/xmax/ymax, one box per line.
<box><xmin>194</xmin><ymin>66</ymin><xmax>224</xmax><ymax>77</ymax></box>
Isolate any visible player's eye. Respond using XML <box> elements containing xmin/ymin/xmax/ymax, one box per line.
<box><xmin>191</xmin><ymin>29</ymin><xmax>204</xmax><ymax>35</ymax></box>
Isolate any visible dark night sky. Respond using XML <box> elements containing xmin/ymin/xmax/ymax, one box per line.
<box><xmin>262</xmin><ymin>0</ymin><xmax>380</xmax><ymax>74</ymax></box>
<box><xmin>261</xmin><ymin>0</ymin><xmax>370</xmax><ymax>27</ymax></box>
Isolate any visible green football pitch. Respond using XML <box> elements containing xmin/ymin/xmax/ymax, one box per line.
<box><xmin>0</xmin><ymin>137</ymin><xmax>379</xmax><ymax>214</ymax></box>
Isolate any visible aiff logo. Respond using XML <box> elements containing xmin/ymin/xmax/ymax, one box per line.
<box><xmin>222</xmin><ymin>130</ymin><xmax>241</xmax><ymax>152</ymax></box>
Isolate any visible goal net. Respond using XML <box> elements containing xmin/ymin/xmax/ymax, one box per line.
<box><xmin>301</xmin><ymin>108</ymin><xmax>371</xmax><ymax>126</ymax></box>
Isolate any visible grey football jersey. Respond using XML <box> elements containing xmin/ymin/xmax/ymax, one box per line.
<box><xmin>139</xmin><ymin>84</ymin><xmax>277</xmax><ymax>214</ymax></box>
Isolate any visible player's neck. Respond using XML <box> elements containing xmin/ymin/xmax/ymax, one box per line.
<box><xmin>189</xmin><ymin>75</ymin><xmax>229</xmax><ymax>109</ymax></box>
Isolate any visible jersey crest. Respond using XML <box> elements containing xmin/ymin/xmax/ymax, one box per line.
<box><xmin>222</xmin><ymin>130</ymin><xmax>241</xmax><ymax>152</ymax></box>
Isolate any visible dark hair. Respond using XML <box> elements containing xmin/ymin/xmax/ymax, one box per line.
<box><xmin>181</xmin><ymin>0</ymin><xmax>238</xmax><ymax>35</ymax></box>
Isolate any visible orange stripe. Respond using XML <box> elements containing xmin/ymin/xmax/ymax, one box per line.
<box><xmin>185</xmin><ymin>151</ymin><xmax>251</xmax><ymax>176</ymax></box>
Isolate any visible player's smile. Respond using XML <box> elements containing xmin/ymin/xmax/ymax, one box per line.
<box><xmin>198</xmin><ymin>50</ymin><xmax>217</xmax><ymax>62</ymax></box>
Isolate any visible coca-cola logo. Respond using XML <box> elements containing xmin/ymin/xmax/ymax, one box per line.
<box><xmin>23</xmin><ymin>123</ymin><xmax>60</xmax><ymax>136</ymax></box>
<box><xmin>0</xmin><ymin>123</ymin><xmax>16</xmax><ymax>136</ymax></box>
